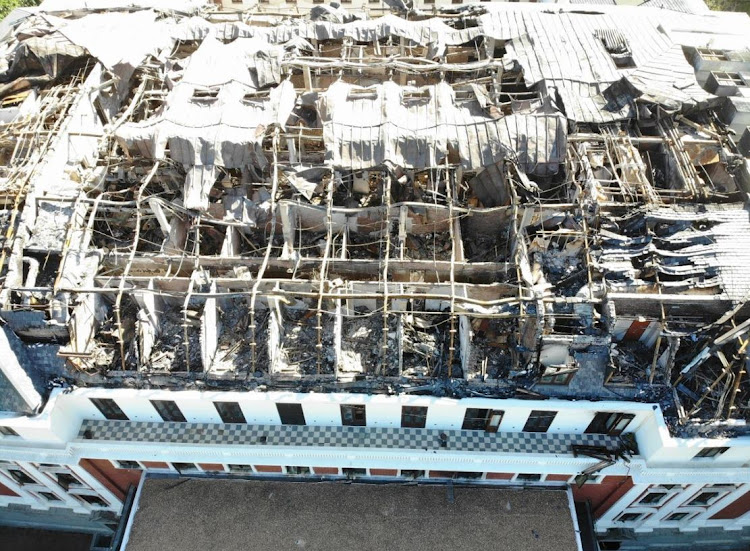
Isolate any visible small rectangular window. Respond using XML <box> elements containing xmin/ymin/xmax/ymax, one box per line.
<box><xmin>462</xmin><ymin>408</ymin><xmax>504</xmax><ymax>431</ymax></box>
<box><xmin>90</xmin><ymin>398</ymin><xmax>129</xmax><ymax>421</ymax></box>
<box><xmin>151</xmin><ymin>400</ymin><xmax>186</xmax><ymax>422</ymax></box>
<box><xmin>617</xmin><ymin>512</ymin><xmax>643</xmax><ymax>522</ymax></box>
<box><xmin>191</xmin><ymin>88</ymin><xmax>219</xmax><ymax>103</ymax></box>
<box><xmin>7</xmin><ymin>469</ymin><xmax>35</xmax><ymax>485</ymax></box>
<box><xmin>78</xmin><ymin>495</ymin><xmax>108</xmax><ymax>507</ymax></box>
<box><xmin>516</xmin><ymin>473</ymin><xmax>542</xmax><ymax>482</ymax></box>
<box><xmin>0</xmin><ymin>427</ymin><xmax>18</xmax><ymax>436</ymax></box>
<box><xmin>214</xmin><ymin>402</ymin><xmax>246</xmax><ymax>424</ymax></box>
<box><xmin>286</xmin><ymin>466</ymin><xmax>310</xmax><ymax>475</ymax></box>
<box><xmin>688</xmin><ymin>491</ymin><xmax>721</xmax><ymax>506</ymax></box>
<box><xmin>276</xmin><ymin>403</ymin><xmax>306</xmax><ymax>426</ymax></box>
<box><xmin>457</xmin><ymin>472</ymin><xmax>484</xmax><ymax>479</ymax></box>
<box><xmin>698</xmin><ymin>48</ymin><xmax>728</xmax><ymax>61</ymax></box>
<box><xmin>462</xmin><ymin>408</ymin><xmax>490</xmax><ymax>430</ymax></box>
<box><xmin>714</xmin><ymin>72</ymin><xmax>744</xmax><ymax>86</ymax></box>
<box><xmin>694</xmin><ymin>447</ymin><xmax>729</xmax><ymax>459</ymax></box>
<box><xmin>343</xmin><ymin>468</ymin><xmax>366</xmax><ymax>478</ymax></box>
<box><xmin>539</xmin><ymin>370</ymin><xmax>575</xmax><ymax>385</ymax></box>
<box><xmin>523</xmin><ymin>410</ymin><xmax>557</xmax><ymax>433</ymax></box>
<box><xmin>401</xmin><ymin>470</ymin><xmax>424</xmax><ymax>479</ymax></box>
<box><xmin>401</xmin><ymin>406</ymin><xmax>428</xmax><ymax>428</ymax></box>
<box><xmin>341</xmin><ymin>404</ymin><xmax>366</xmax><ymax>426</ymax></box>
<box><xmin>639</xmin><ymin>492</ymin><xmax>668</xmax><ymax>505</ymax></box>
<box><xmin>586</xmin><ymin>412</ymin><xmax>635</xmax><ymax>436</ymax></box>
<box><xmin>56</xmin><ymin>473</ymin><xmax>83</xmax><ymax>491</ymax></box>
<box><xmin>38</xmin><ymin>491</ymin><xmax>61</xmax><ymax>502</ymax></box>
<box><xmin>228</xmin><ymin>464</ymin><xmax>254</xmax><ymax>473</ymax></box>
<box><xmin>173</xmin><ymin>463</ymin><xmax>199</xmax><ymax>474</ymax></box>
<box><xmin>667</xmin><ymin>512</ymin><xmax>690</xmax><ymax>521</ymax></box>
<box><xmin>115</xmin><ymin>460</ymin><xmax>141</xmax><ymax>470</ymax></box>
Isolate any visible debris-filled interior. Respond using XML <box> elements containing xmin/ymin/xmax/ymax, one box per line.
<box><xmin>1</xmin><ymin>3</ymin><xmax>750</xmax><ymax>437</ymax></box>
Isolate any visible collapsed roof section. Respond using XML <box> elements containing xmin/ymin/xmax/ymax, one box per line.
<box><xmin>0</xmin><ymin>4</ymin><xmax>748</xmax><ymax>434</ymax></box>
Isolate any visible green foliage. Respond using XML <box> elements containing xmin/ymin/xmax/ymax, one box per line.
<box><xmin>0</xmin><ymin>0</ymin><xmax>40</xmax><ymax>22</ymax></box>
<box><xmin>705</xmin><ymin>0</ymin><xmax>750</xmax><ymax>16</ymax></box>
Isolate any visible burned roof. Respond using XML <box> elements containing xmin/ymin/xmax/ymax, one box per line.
<box><xmin>0</xmin><ymin>2</ymin><xmax>749</xmax><ymax>436</ymax></box>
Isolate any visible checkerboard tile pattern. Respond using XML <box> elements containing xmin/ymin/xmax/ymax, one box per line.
<box><xmin>77</xmin><ymin>420</ymin><xmax>622</xmax><ymax>455</ymax></box>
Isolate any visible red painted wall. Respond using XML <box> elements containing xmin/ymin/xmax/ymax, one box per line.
<box><xmin>254</xmin><ymin>465</ymin><xmax>283</xmax><ymax>473</ymax></box>
<box><xmin>79</xmin><ymin>459</ymin><xmax>142</xmax><ymax>501</ymax></box>
<box><xmin>370</xmin><ymin>469</ymin><xmax>398</xmax><ymax>476</ymax></box>
<box><xmin>313</xmin><ymin>467</ymin><xmax>339</xmax><ymax>475</ymax></box>
<box><xmin>572</xmin><ymin>476</ymin><xmax>634</xmax><ymax>519</ymax></box>
<box><xmin>546</xmin><ymin>474</ymin><xmax>572</xmax><ymax>482</ymax></box>
<box><xmin>486</xmin><ymin>473</ymin><xmax>514</xmax><ymax>480</ymax></box>
<box><xmin>712</xmin><ymin>490</ymin><xmax>750</xmax><ymax>520</ymax></box>
<box><xmin>141</xmin><ymin>461</ymin><xmax>170</xmax><ymax>469</ymax></box>
<box><xmin>0</xmin><ymin>481</ymin><xmax>19</xmax><ymax>497</ymax></box>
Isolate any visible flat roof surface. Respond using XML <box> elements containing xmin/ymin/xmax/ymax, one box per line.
<box><xmin>124</xmin><ymin>478</ymin><xmax>580</xmax><ymax>551</ymax></box>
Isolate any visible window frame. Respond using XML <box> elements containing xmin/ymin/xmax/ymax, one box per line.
<box><xmin>712</xmin><ymin>71</ymin><xmax>744</xmax><ymax>86</ymax></box>
<box><xmin>665</xmin><ymin>511</ymin><xmax>694</xmax><ymax>522</ymax></box>
<box><xmin>54</xmin><ymin>472</ymin><xmax>85</xmax><ymax>491</ymax></box>
<box><xmin>75</xmin><ymin>493</ymin><xmax>109</xmax><ymax>508</ymax></box>
<box><xmin>585</xmin><ymin>412</ymin><xmax>635</xmax><ymax>436</ymax></box>
<box><xmin>616</xmin><ymin>511</ymin><xmax>649</xmax><ymax>523</ymax></box>
<box><xmin>276</xmin><ymin>403</ymin><xmax>306</xmax><ymax>426</ymax></box>
<box><xmin>693</xmin><ymin>446</ymin><xmax>729</xmax><ymax>459</ymax></box>
<box><xmin>114</xmin><ymin>460</ymin><xmax>142</xmax><ymax>470</ymax></box>
<box><xmin>214</xmin><ymin>401</ymin><xmax>247</xmax><ymax>424</ymax></box>
<box><xmin>401</xmin><ymin>406</ymin><xmax>428</xmax><ymax>428</ymax></box>
<box><xmin>637</xmin><ymin>491</ymin><xmax>670</xmax><ymax>506</ymax></box>
<box><xmin>697</xmin><ymin>47</ymin><xmax>728</xmax><ymax>61</ymax></box>
<box><xmin>90</xmin><ymin>398</ymin><xmax>129</xmax><ymax>421</ymax></box>
<box><xmin>461</xmin><ymin>408</ymin><xmax>504</xmax><ymax>432</ymax></box>
<box><xmin>37</xmin><ymin>491</ymin><xmax>62</xmax><ymax>502</ymax></box>
<box><xmin>172</xmin><ymin>462</ymin><xmax>201</xmax><ymax>474</ymax></box>
<box><xmin>228</xmin><ymin>464</ymin><xmax>254</xmax><ymax>474</ymax></box>
<box><xmin>340</xmin><ymin>404</ymin><xmax>367</xmax><ymax>427</ymax></box>
<box><xmin>150</xmin><ymin>400</ymin><xmax>187</xmax><ymax>423</ymax></box>
<box><xmin>686</xmin><ymin>490</ymin><xmax>723</xmax><ymax>507</ymax></box>
<box><xmin>7</xmin><ymin>468</ymin><xmax>36</xmax><ymax>485</ymax></box>
<box><xmin>523</xmin><ymin>410</ymin><xmax>557</xmax><ymax>433</ymax></box>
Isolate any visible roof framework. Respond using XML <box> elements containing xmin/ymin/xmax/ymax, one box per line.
<box><xmin>0</xmin><ymin>4</ymin><xmax>748</xmax><ymax>435</ymax></box>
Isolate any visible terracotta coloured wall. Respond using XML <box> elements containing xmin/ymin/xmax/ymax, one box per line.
<box><xmin>79</xmin><ymin>459</ymin><xmax>142</xmax><ymax>501</ymax></box>
<box><xmin>572</xmin><ymin>476</ymin><xmax>635</xmax><ymax>519</ymax></box>
<box><xmin>0</xmin><ymin>481</ymin><xmax>19</xmax><ymax>497</ymax></box>
<box><xmin>486</xmin><ymin>473</ymin><xmax>514</xmax><ymax>480</ymax></box>
<box><xmin>141</xmin><ymin>461</ymin><xmax>170</xmax><ymax>469</ymax></box>
<box><xmin>711</xmin><ymin>490</ymin><xmax>750</xmax><ymax>520</ymax></box>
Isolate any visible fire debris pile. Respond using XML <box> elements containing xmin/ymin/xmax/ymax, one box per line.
<box><xmin>0</xmin><ymin>3</ymin><xmax>749</xmax><ymax>434</ymax></box>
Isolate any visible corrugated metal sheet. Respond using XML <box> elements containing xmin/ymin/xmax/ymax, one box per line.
<box><xmin>639</xmin><ymin>0</ymin><xmax>710</xmax><ymax>15</ymax></box>
<box><xmin>599</xmin><ymin>204</ymin><xmax>750</xmax><ymax>304</ymax></box>
<box><xmin>319</xmin><ymin>81</ymin><xmax>566</xmax><ymax>174</ymax></box>
<box><xmin>479</xmin><ymin>7</ymin><xmax>712</xmax><ymax>122</ymax></box>
<box><xmin>115</xmin><ymin>34</ymin><xmax>295</xmax><ymax>169</ymax></box>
